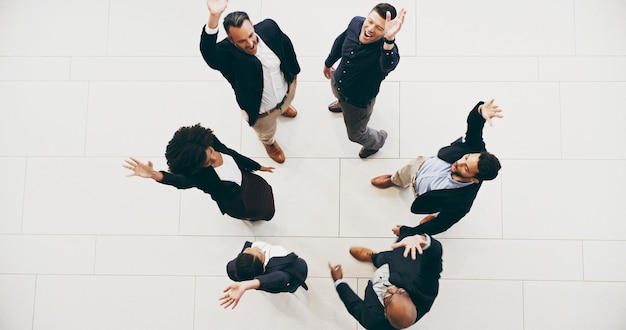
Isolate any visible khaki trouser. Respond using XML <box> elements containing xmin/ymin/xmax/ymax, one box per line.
<box><xmin>391</xmin><ymin>156</ymin><xmax>426</xmax><ymax>198</ymax></box>
<box><xmin>241</xmin><ymin>80</ymin><xmax>297</xmax><ymax>145</ymax></box>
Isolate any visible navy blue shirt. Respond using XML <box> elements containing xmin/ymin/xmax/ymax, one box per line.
<box><xmin>324</xmin><ymin>16</ymin><xmax>400</xmax><ymax>106</ymax></box>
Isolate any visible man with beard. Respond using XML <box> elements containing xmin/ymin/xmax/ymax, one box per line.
<box><xmin>371</xmin><ymin>99</ymin><xmax>503</xmax><ymax>235</ymax></box>
<box><xmin>323</xmin><ymin>3</ymin><xmax>407</xmax><ymax>158</ymax></box>
<box><xmin>200</xmin><ymin>0</ymin><xmax>300</xmax><ymax>164</ymax></box>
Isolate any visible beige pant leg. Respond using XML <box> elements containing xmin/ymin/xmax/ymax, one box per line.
<box><xmin>391</xmin><ymin>156</ymin><xmax>426</xmax><ymax>192</ymax></box>
<box><xmin>243</xmin><ymin>80</ymin><xmax>298</xmax><ymax>145</ymax></box>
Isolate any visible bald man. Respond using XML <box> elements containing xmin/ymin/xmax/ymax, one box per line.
<box><xmin>329</xmin><ymin>233</ymin><xmax>442</xmax><ymax>329</ymax></box>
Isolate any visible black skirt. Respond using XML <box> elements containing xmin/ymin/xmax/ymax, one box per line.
<box><xmin>225</xmin><ymin>171</ymin><xmax>275</xmax><ymax>221</ymax></box>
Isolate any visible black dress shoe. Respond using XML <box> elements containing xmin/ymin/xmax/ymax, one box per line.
<box><xmin>359</xmin><ymin>130</ymin><xmax>387</xmax><ymax>158</ymax></box>
<box><xmin>359</xmin><ymin>147</ymin><xmax>379</xmax><ymax>158</ymax></box>
<box><xmin>328</xmin><ymin>101</ymin><xmax>342</xmax><ymax>113</ymax></box>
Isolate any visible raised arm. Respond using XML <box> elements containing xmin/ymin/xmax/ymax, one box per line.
<box><xmin>219</xmin><ymin>279</ymin><xmax>260</xmax><ymax>309</ymax></box>
<box><xmin>382</xmin><ymin>8</ymin><xmax>406</xmax><ymax>50</ymax></box>
<box><xmin>206</xmin><ymin>0</ymin><xmax>228</xmax><ymax>30</ymax></box>
<box><xmin>123</xmin><ymin>157</ymin><xmax>164</xmax><ymax>182</ymax></box>
<box><xmin>464</xmin><ymin>99</ymin><xmax>503</xmax><ymax>148</ymax></box>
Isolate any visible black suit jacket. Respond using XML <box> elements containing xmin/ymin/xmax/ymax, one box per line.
<box><xmin>404</xmin><ymin>101</ymin><xmax>489</xmax><ymax>235</ymax></box>
<box><xmin>226</xmin><ymin>241</ymin><xmax>308</xmax><ymax>293</ymax></box>
<box><xmin>336</xmin><ymin>234</ymin><xmax>443</xmax><ymax>329</ymax></box>
<box><xmin>157</xmin><ymin>137</ymin><xmax>261</xmax><ymax>214</ymax></box>
<box><xmin>199</xmin><ymin>19</ymin><xmax>300</xmax><ymax>126</ymax></box>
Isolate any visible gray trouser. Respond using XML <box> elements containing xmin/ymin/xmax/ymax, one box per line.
<box><xmin>330</xmin><ymin>76</ymin><xmax>385</xmax><ymax>150</ymax></box>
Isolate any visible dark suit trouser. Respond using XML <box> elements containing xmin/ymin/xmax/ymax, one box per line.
<box><xmin>372</xmin><ymin>251</ymin><xmax>393</xmax><ymax>268</ymax></box>
<box><xmin>330</xmin><ymin>76</ymin><xmax>385</xmax><ymax>151</ymax></box>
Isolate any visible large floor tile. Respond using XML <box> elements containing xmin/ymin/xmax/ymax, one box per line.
<box><xmin>33</xmin><ymin>275</ymin><xmax>195</xmax><ymax>330</ymax></box>
<box><xmin>393</xmin><ymin>57</ymin><xmax>538</xmax><ymax>82</ymax></box>
<box><xmin>0</xmin><ymin>236</ymin><xmax>94</xmax><ymax>274</ymax></box>
<box><xmin>524</xmin><ymin>281</ymin><xmax>626</xmax><ymax>330</ymax></box>
<box><xmin>0</xmin><ymin>58</ymin><xmax>70</xmax><ymax>81</ymax></box>
<box><xmin>417</xmin><ymin>0</ymin><xmax>574</xmax><ymax>56</ymax></box>
<box><xmin>107</xmin><ymin>0</ymin><xmax>205</xmax><ymax>56</ymax></box>
<box><xmin>0</xmin><ymin>0</ymin><xmax>108</xmax><ymax>56</ymax></box>
<box><xmin>95</xmin><ymin>236</ymin><xmax>252</xmax><ymax>276</ymax></box>
<box><xmin>417</xmin><ymin>280</ymin><xmax>523</xmax><ymax>330</ymax></box>
<box><xmin>195</xmin><ymin>276</ymin><xmax>358</xmax><ymax>330</ymax></box>
<box><xmin>561</xmin><ymin>83</ymin><xmax>626</xmax><ymax>159</ymax></box>
<box><xmin>0</xmin><ymin>157</ymin><xmax>26</xmax><ymax>233</ymax></box>
<box><xmin>70</xmin><ymin>57</ymin><xmax>217</xmax><ymax>82</ymax></box>
<box><xmin>339</xmin><ymin>159</ymin><xmax>419</xmax><ymax>237</ymax></box>
<box><xmin>0</xmin><ymin>82</ymin><xmax>88</xmax><ymax>156</ymax></box>
<box><xmin>539</xmin><ymin>57</ymin><xmax>626</xmax><ymax>82</ymax></box>
<box><xmin>502</xmin><ymin>160</ymin><xmax>626</xmax><ymax>239</ymax></box>
<box><xmin>85</xmin><ymin>82</ymin><xmax>242</xmax><ymax>157</ymax></box>
<box><xmin>575</xmin><ymin>0</ymin><xmax>626</xmax><ymax>55</ymax></box>
<box><xmin>583</xmin><ymin>240</ymin><xmax>626</xmax><ymax>281</ymax></box>
<box><xmin>0</xmin><ymin>275</ymin><xmax>36</xmax><ymax>330</ymax></box>
<box><xmin>22</xmin><ymin>157</ymin><xmax>180</xmax><ymax>235</ymax></box>
<box><xmin>441</xmin><ymin>239</ymin><xmax>583</xmax><ymax>281</ymax></box>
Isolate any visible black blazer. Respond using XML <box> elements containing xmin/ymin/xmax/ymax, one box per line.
<box><xmin>404</xmin><ymin>101</ymin><xmax>488</xmax><ymax>235</ymax></box>
<box><xmin>200</xmin><ymin>19</ymin><xmax>300</xmax><ymax>126</ymax></box>
<box><xmin>157</xmin><ymin>138</ymin><xmax>261</xmax><ymax>214</ymax></box>
<box><xmin>336</xmin><ymin>234</ymin><xmax>443</xmax><ymax>329</ymax></box>
<box><xmin>226</xmin><ymin>241</ymin><xmax>308</xmax><ymax>293</ymax></box>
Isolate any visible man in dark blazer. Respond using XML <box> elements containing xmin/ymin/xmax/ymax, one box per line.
<box><xmin>371</xmin><ymin>99</ymin><xmax>503</xmax><ymax>235</ymax></box>
<box><xmin>329</xmin><ymin>233</ymin><xmax>442</xmax><ymax>329</ymax></box>
<box><xmin>200</xmin><ymin>0</ymin><xmax>300</xmax><ymax>164</ymax></box>
<box><xmin>220</xmin><ymin>241</ymin><xmax>308</xmax><ymax>309</ymax></box>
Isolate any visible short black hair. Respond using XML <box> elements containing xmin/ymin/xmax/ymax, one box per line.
<box><xmin>372</xmin><ymin>3</ymin><xmax>397</xmax><ymax>20</ymax></box>
<box><xmin>475</xmin><ymin>152</ymin><xmax>501</xmax><ymax>181</ymax></box>
<box><xmin>164</xmin><ymin>123</ymin><xmax>216</xmax><ymax>175</ymax></box>
<box><xmin>223</xmin><ymin>11</ymin><xmax>251</xmax><ymax>35</ymax></box>
<box><xmin>234</xmin><ymin>252</ymin><xmax>264</xmax><ymax>281</ymax></box>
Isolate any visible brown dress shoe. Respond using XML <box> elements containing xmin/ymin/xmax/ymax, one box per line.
<box><xmin>328</xmin><ymin>101</ymin><xmax>342</xmax><ymax>113</ymax></box>
<box><xmin>281</xmin><ymin>106</ymin><xmax>297</xmax><ymax>118</ymax></box>
<box><xmin>264</xmin><ymin>141</ymin><xmax>285</xmax><ymax>163</ymax></box>
<box><xmin>371</xmin><ymin>174</ymin><xmax>393</xmax><ymax>188</ymax></box>
<box><xmin>349</xmin><ymin>247</ymin><xmax>376</xmax><ymax>263</ymax></box>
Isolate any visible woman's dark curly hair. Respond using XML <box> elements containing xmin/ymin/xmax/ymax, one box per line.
<box><xmin>165</xmin><ymin>124</ymin><xmax>216</xmax><ymax>175</ymax></box>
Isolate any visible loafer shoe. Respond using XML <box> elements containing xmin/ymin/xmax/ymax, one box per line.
<box><xmin>371</xmin><ymin>174</ymin><xmax>393</xmax><ymax>188</ymax></box>
<box><xmin>359</xmin><ymin>130</ymin><xmax>387</xmax><ymax>158</ymax></box>
<box><xmin>349</xmin><ymin>247</ymin><xmax>376</xmax><ymax>263</ymax></box>
<box><xmin>264</xmin><ymin>142</ymin><xmax>285</xmax><ymax>163</ymax></box>
<box><xmin>328</xmin><ymin>101</ymin><xmax>342</xmax><ymax>113</ymax></box>
<box><xmin>281</xmin><ymin>106</ymin><xmax>297</xmax><ymax>118</ymax></box>
<box><xmin>358</xmin><ymin>147</ymin><xmax>379</xmax><ymax>158</ymax></box>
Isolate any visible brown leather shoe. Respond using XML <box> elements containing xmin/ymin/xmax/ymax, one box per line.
<box><xmin>371</xmin><ymin>174</ymin><xmax>393</xmax><ymax>188</ymax></box>
<box><xmin>328</xmin><ymin>101</ymin><xmax>342</xmax><ymax>113</ymax></box>
<box><xmin>264</xmin><ymin>141</ymin><xmax>285</xmax><ymax>163</ymax></box>
<box><xmin>349</xmin><ymin>247</ymin><xmax>376</xmax><ymax>263</ymax></box>
<box><xmin>281</xmin><ymin>106</ymin><xmax>297</xmax><ymax>118</ymax></box>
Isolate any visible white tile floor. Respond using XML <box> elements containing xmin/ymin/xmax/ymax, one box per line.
<box><xmin>1</xmin><ymin>0</ymin><xmax>625</xmax><ymax>329</ymax></box>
